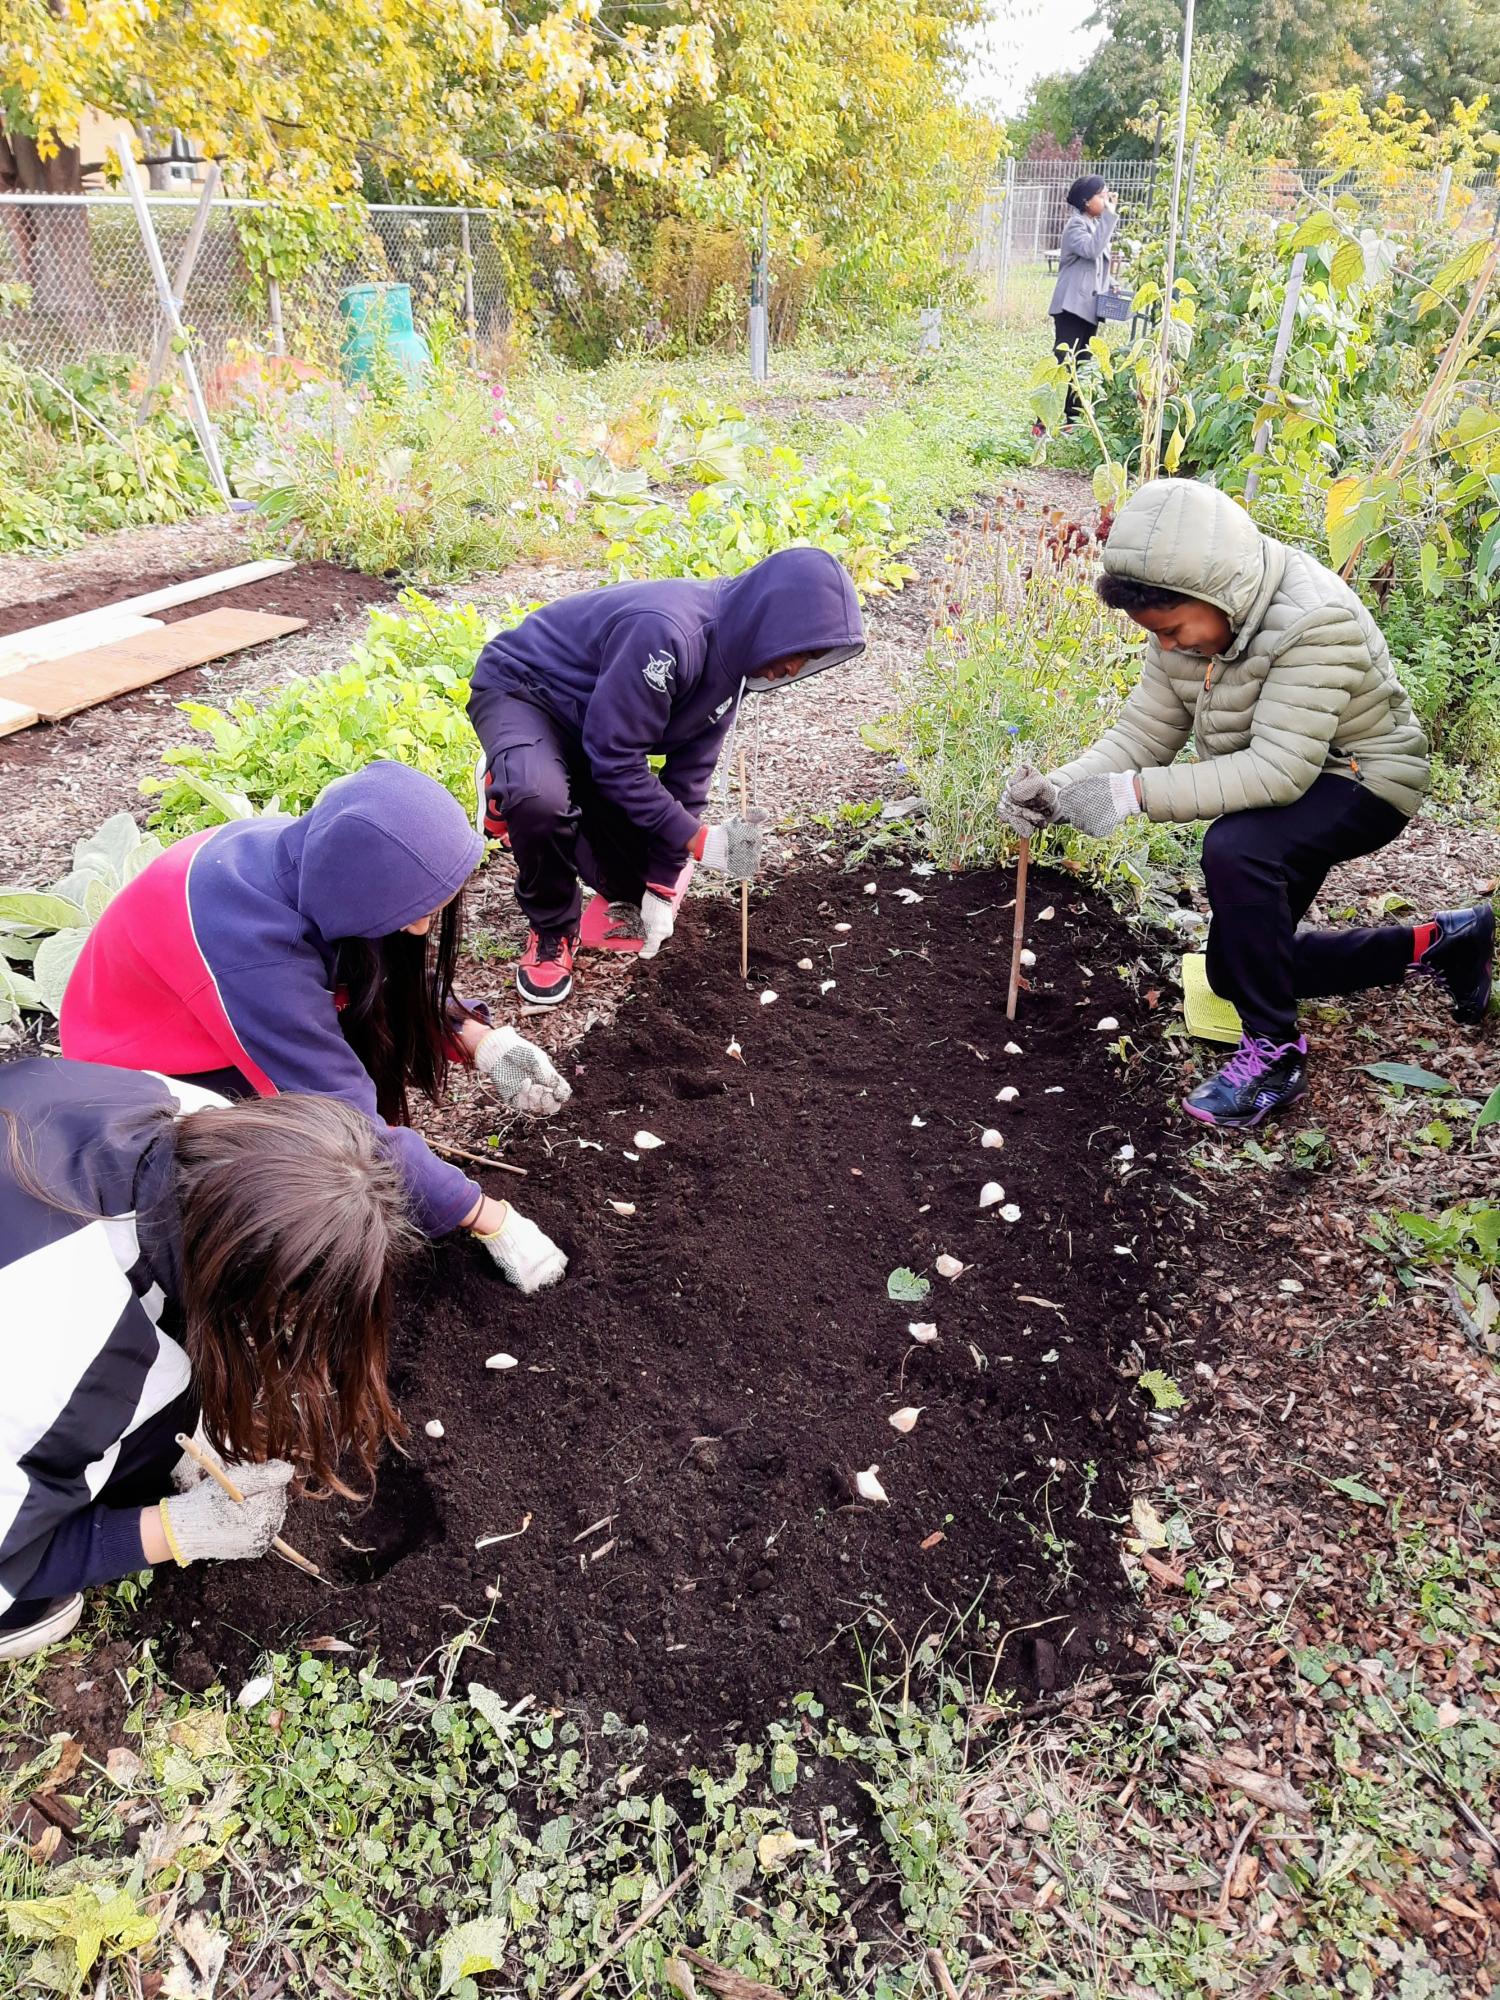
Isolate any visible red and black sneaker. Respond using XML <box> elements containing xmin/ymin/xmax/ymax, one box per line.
<box><xmin>516</xmin><ymin>929</ymin><xmax>577</xmax><ymax>1007</ymax></box>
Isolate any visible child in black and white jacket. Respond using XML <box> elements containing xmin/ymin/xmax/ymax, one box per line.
<box><xmin>0</xmin><ymin>1060</ymin><xmax>413</xmax><ymax>1659</ymax></box>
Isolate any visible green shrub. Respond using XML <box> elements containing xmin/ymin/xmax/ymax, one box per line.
<box><xmin>0</xmin><ymin>813</ymin><xmax>167</xmax><ymax>1020</ymax></box>
<box><xmin>142</xmin><ymin>593</ymin><xmax>524</xmax><ymax>838</ymax></box>
<box><xmin>0</xmin><ymin>354</ymin><xmax>218</xmax><ymax>552</ymax></box>
<box><xmin>881</xmin><ymin>530</ymin><xmax>1196</xmax><ymax>885</ymax></box>
<box><xmin>597</xmin><ymin>455</ymin><xmax>915</xmax><ymax>594</ymax></box>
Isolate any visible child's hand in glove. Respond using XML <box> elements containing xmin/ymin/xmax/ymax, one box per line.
<box><xmin>637</xmin><ymin>890</ymin><xmax>676</xmax><ymax>960</ymax></box>
<box><xmin>998</xmin><ymin>764</ymin><xmax>1060</xmax><ymax>835</ymax></box>
<box><xmin>158</xmin><ymin>1461</ymin><xmax>293</xmax><ymax>1564</ymax></box>
<box><xmin>473</xmin><ymin>1026</ymin><xmax>571</xmax><ymax>1116</ymax></box>
<box><xmin>474</xmin><ymin>1202</ymin><xmax>568</xmax><ymax>1292</ymax></box>
<box><xmin>699</xmin><ymin>811</ymin><xmax>768</xmax><ymax>882</ymax></box>
<box><xmin>1053</xmin><ymin>771</ymin><xmax>1142</xmax><ymax>838</ymax></box>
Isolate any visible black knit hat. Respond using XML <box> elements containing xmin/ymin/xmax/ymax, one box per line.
<box><xmin>1065</xmin><ymin>174</ymin><xmax>1106</xmax><ymax>211</ymax></box>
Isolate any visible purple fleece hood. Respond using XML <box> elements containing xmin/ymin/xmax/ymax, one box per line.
<box><xmin>275</xmin><ymin>762</ymin><xmax>484</xmax><ymax>940</ymax></box>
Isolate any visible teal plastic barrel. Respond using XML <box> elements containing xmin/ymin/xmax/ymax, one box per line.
<box><xmin>338</xmin><ymin>283</ymin><xmax>431</xmax><ymax>390</ymax></box>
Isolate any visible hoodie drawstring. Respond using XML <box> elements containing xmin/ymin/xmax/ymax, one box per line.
<box><xmin>714</xmin><ymin>676</ymin><xmax>750</xmax><ymax>809</ymax></box>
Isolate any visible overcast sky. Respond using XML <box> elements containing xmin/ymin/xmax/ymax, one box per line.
<box><xmin>959</xmin><ymin>0</ymin><xmax>1106</xmax><ymax>116</ymax></box>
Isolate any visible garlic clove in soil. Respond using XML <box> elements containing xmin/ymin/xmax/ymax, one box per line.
<box><xmin>1000</xmin><ymin>1203</ymin><xmax>1022</xmax><ymax>1223</ymax></box>
<box><xmin>1038</xmin><ymin>905</ymin><xmax>1056</xmax><ymax>921</ymax></box>
<box><xmin>1019</xmin><ymin>948</ymin><xmax>1036</xmax><ymax>969</ymax></box>
<box><xmin>996</xmin><ymin>1086</ymin><xmax>1019</xmax><ymax>1103</ymax></box>
<box><xmin>833</xmin><ymin>922</ymin><xmax>851</xmax><ymax>933</ymax></box>
<box><xmin>863</xmin><ymin>882</ymin><xmax>878</xmax><ymax>895</ymax></box>
<box><xmin>856</xmin><ymin>1465</ymin><xmax>889</xmax><ymax>1503</ymax></box>
<box><xmin>759</xmin><ymin>990</ymin><xmax>779</xmax><ymax>1006</ymax></box>
<box><xmin>980</xmin><ymin>1128</ymin><xmax>1003</xmax><ymax>1149</ymax></box>
<box><xmin>888</xmin><ymin>1407</ymin><xmax>922</xmax><ymax>1434</ymax></box>
<box><xmin>725</xmin><ymin>1037</ymin><xmax>742</xmax><ymax>1060</ymax></box>
<box><xmin>908</xmin><ymin>1322</ymin><xmax>938</xmax><ymax>1342</ymax></box>
<box><xmin>979</xmin><ymin>1181</ymin><xmax>1004</xmax><ymax>1209</ymax></box>
<box><xmin>797</xmin><ymin>957</ymin><xmax>814</xmax><ymax>971</ymax></box>
<box><xmin>1004</xmin><ymin>1041</ymin><xmax>1022</xmax><ymax>1055</ymax></box>
<box><xmin>911</xmin><ymin>1114</ymin><xmax>927</xmax><ymax>1128</ymax></box>
<box><xmin>424</xmin><ymin>1419</ymin><xmax>445</xmax><ymax>1439</ymax></box>
<box><xmin>237</xmin><ymin>1674</ymin><xmax>273</xmax><ymax>1710</ymax></box>
<box><xmin>486</xmin><ymin>1352</ymin><xmax>519</xmax><ymax>1371</ymax></box>
<box><xmin>633</xmin><ymin>1130</ymin><xmax>665</xmax><ymax>1149</ymax></box>
<box><xmin>609</xmin><ymin>1200</ymin><xmax>636</xmax><ymax>1216</ymax></box>
<box><xmin>820</xmin><ymin>979</ymin><xmax>836</xmax><ymax>994</ymax></box>
<box><xmin>1096</xmin><ymin>1016</ymin><xmax>1119</xmax><ymax>1031</ymax></box>
<box><xmin>934</xmin><ymin>1253</ymin><xmax>966</xmax><ymax>1279</ymax></box>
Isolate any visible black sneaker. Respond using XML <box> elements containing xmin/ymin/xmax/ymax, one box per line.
<box><xmin>1419</xmin><ymin>904</ymin><xmax>1495</xmax><ymax>1026</ymax></box>
<box><xmin>1183</xmin><ymin>1035</ymin><xmax>1308</xmax><ymax>1130</ymax></box>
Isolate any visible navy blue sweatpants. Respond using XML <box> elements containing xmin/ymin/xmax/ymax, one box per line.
<box><xmin>469</xmin><ymin>688</ymin><xmax>656</xmax><ymax>934</ymax></box>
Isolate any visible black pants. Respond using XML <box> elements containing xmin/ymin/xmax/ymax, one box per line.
<box><xmin>1052</xmin><ymin>311</ymin><xmax>1097</xmax><ymax>422</ymax></box>
<box><xmin>1202</xmin><ymin>774</ymin><xmax>1414</xmax><ymax>1043</ymax></box>
<box><xmin>469</xmin><ymin>688</ymin><xmax>652</xmax><ymax>935</ymax></box>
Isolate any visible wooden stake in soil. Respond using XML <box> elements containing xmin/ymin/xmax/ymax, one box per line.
<box><xmin>173</xmin><ymin>1432</ymin><xmax>326</xmax><ymax>1582</ymax></box>
<box><xmin>738</xmin><ymin>749</ymin><xmax>750</xmax><ymax>981</ymax></box>
<box><xmin>555</xmin><ymin>1861</ymin><xmax>698</xmax><ymax>2000</ymax></box>
<box><xmin>1005</xmin><ymin>835</ymin><xmax>1031</xmax><ymax>1022</ymax></box>
<box><xmin>426</xmin><ymin>1137</ymin><xmax>528</xmax><ymax>1178</ymax></box>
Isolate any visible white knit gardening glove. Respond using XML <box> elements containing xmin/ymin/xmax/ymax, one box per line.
<box><xmin>699</xmin><ymin>811</ymin><xmax>768</xmax><ymax>882</ymax></box>
<box><xmin>1053</xmin><ymin>771</ymin><xmax>1142</xmax><ymax>838</ymax></box>
<box><xmin>158</xmin><ymin>1461</ymin><xmax>293</xmax><ymax>1564</ymax></box>
<box><xmin>637</xmin><ymin>890</ymin><xmax>676</xmax><ymax>961</ymax></box>
<box><xmin>999</xmin><ymin>763</ymin><xmax>1060</xmax><ymax>836</ymax></box>
<box><xmin>475</xmin><ymin>1203</ymin><xmax>567</xmax><ymax>1293</ymax></box>
<box><xmin>472</xmin><ymin>1026</ymin><xmax>571</xmax><ymax>1116</ymax></box>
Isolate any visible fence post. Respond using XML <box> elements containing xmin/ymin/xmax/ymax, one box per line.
<box><xmin>1146</xmin><ymin>0</ymin><xmax>1195</xmax><ymax>482</ymax></box>
<box><xmin>139</xmin><ymin>159</ymin><xmax>221</xmax><ymax>412</ymax></box>
<box><xmin>1435</xmin><ymin>166</ymin><xmax>1453</xmax><ymax>227</ymax></box>
<box><xmin>460</xmin><ymin>210</ymin><xmax>477</xmax><ymax>347</ymax></box>
<box><xmin>114</xmin><ymin>128</ymin><xmax>234</xmax><ymax>506</ymax></box>
<box><xmin>748</xmin><ymin>190</ymin><xmax>770</xmax><ymax>383</ymax></box>
<box><xmin>997</xmin><ymin>157</ymin><xmax>1016</xmax><ymax>315</ymax></box>
<box><xmin>1242</xmin><ymin>250</ymin><xmax>1306</xmax><ymax>508</ymax></box>
<box><xmin>267</xmin><ymin>277</ymin><xmax>286</xmax><ymax>358</ymax></box>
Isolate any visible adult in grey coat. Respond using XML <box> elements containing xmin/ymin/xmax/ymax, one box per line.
<box><xmin>1047</xmin><ymin>174</ymin><xmax>1118</xmax><ymax>422</ymax></box>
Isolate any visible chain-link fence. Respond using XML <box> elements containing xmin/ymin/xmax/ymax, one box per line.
<box><xmin>0</xmin><ymin>193</ymin><xmax>515</xmax><ymax>386</ymax></box>
<box><xmin>972</xmin><ymin>157</ymin><xmax>1500</xmax><ymax>320</ymax></box>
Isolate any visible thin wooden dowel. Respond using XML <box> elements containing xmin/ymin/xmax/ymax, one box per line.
<box><xmin>738</xmin><ymin>750</ymin><xmax>750</xmax><ymax>981</ymax></box>
<box><xmin>174</xmin><ymin>1432</ymin><xmax>325</xmax><ymax>1581</ymax></box>
<box><xmin>1005</xmin><ymin>836</ymin><xmax>1031</xmax><ymax>1022</ymax></box>
<box><xmin>555</xmin><ymin>1862</ymin><xmax>698</xmax><ymax>2000</ymax></box>
<box><xmin>427</xmin><ymin>1137</ymin><xmax>528</xmax><ymax>1178</ymax></box>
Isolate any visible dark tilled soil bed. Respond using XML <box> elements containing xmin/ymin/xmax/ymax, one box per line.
<box><xmin>140</xmin><ymin>864</ymin><xmax>1193</xmax><ymax>1748</ymax></box>
<box><xmin>0</xmin><ymin>556</ymin><xmax>395</xmax><ymax>640</ymax></box>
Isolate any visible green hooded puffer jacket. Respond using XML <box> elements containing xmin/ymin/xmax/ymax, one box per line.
<box><xmin>1050</xmin><ymin>479</ymin><xmax>1430</xmax><ymax>822</ymax></box>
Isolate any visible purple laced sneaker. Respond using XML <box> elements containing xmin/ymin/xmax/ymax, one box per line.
<box><xmin>1184</xmin><ymin>1033</ymin><xmax>1308</xmax><ymax>1130</ymax></box>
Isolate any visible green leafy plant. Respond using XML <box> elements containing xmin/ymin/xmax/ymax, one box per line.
<box><xmin>597</xmin><ymin>452</ymin><xmax>915</xmax><ymax>595</ymax></box>
<box><xmin>142</xmin><ymin>593</ymin><xmax>521</xmax><ymax>837</ymax></box>
<box><xmin>887</xmin><ymin>1266</ymin><xmax>931</xmax><ymax>1303</ymax></box>
<box><xmin>0</xmin><ymin>813</ymin><xmax>166</xmax><ymax>1020</ymax></box>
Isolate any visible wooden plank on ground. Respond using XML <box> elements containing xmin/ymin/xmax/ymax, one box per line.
<box><xmin>0</xmin><ymin>613</ymin><xmax>164</xmax><ymax>680</ymax></box>
<box><xmin>2</xmin><ymin>608</ymin><xmax>306</xmax><ymax>721</ymax></box>
<box><xmin>0</xmin><ymin>559</ymin><xmax>295</xmax><ymax>672</ymax></box>
<box><xmin>0</xmin><ymin>696</ymin><xmax>40</xmax><ymax>739</ymax></box>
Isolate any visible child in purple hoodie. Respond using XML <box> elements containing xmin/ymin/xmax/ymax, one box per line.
<box><xmin>470</xmin><ymin>546</ymin><xmax>866</xmax><ymax>1005</ymax></box>
<box><xmin>61</xmin><ymin>763</ymin><xmax>570</xmax><ymax>1292</ymax></box>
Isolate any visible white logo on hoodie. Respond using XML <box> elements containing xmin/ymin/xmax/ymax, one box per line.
<box><xmin>711</xmin><ymin>696</ymin><xmax>733</xmax><ymax>721</ymax></box>
<box><xmin>643</xmin><ymin>650</ymin><xmax>676</xmax><ymax>695</ymax></box>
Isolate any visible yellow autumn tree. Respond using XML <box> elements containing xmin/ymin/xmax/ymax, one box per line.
<box><xmin>0</xmin><ymin>0</ymin><xmax>717</xmax><ymax>225</ymax></box>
